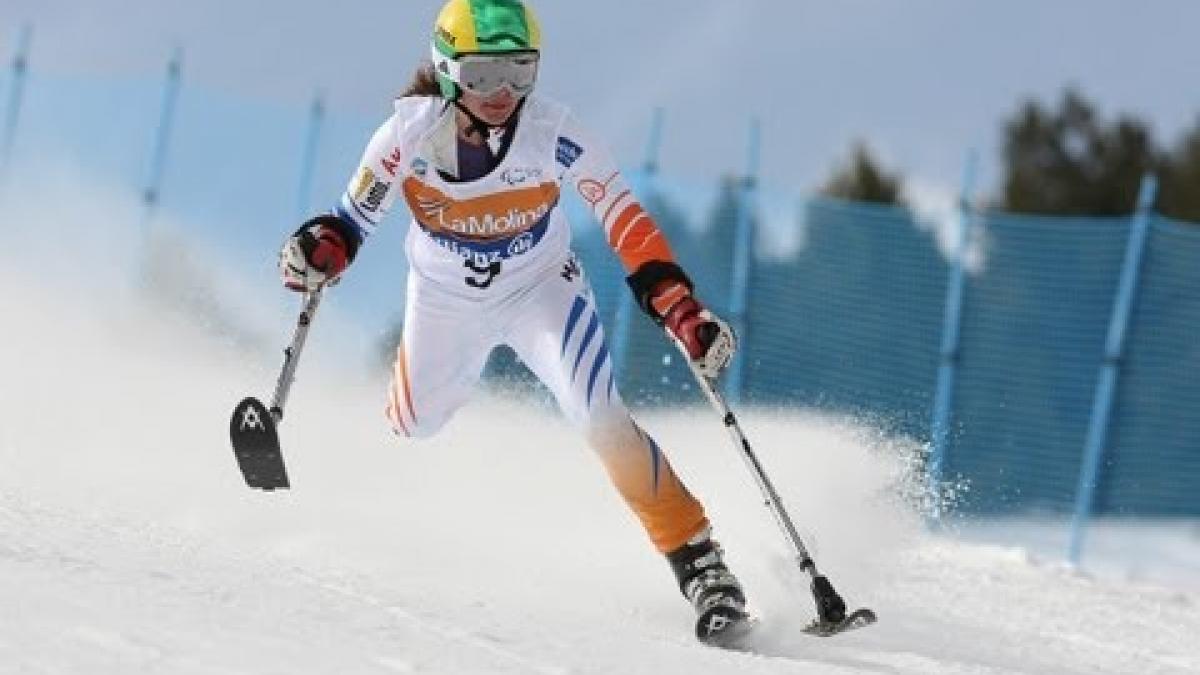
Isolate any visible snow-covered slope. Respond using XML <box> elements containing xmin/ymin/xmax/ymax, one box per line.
<box><xmin>2</xmin><ymin>185</ymin><xmax>1198</xmax><ymax>673</ymax></box>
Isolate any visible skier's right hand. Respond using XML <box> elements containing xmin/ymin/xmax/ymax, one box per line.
<box><xmin>279</xmin><ymin>216</ymin><xmax>356</xmax><ymax>292</ymax></box>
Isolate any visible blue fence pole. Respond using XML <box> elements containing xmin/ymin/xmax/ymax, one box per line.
<box><xmin>141</xmin><ymin>48</ymin><xmax>183</xmax><ymax>232</ymax></box>
<box><xmin>725</xmin><ymin>118</ymin><xmax>760</xmax><ymax>405</ymax></box>
<box><xmin>295</xmin><ymin>93</ymin><xmax>325</xmax><ymax>222</ymax></box>
<box><xmin>1068</xmin><ymin>174</ymin><xmax>1158</xmax><ymax>566</ymax></box>
<box><xmin>642</xmin><ymin>106</ymin><xmax>663</xmax><ymax>175</ymax></box>
<box><xmin>611</xmin><ymin>108</ymin><xmax>663</xmax><ymax>375</ymax></box>
<box><xmin>927</xmin><ymin>150</ymin><xmax>979</xmax><ymax>523</ymax></box>
<box><xmin>0</xmin><ymin>24</ymin><xmax>32</xmax><ymax>177</ymax></box>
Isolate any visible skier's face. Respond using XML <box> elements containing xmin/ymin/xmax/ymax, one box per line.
<box><xmin>459</xmin><ymin>85</ymin><xmax>520</xmax><ymax>127</ymax></box>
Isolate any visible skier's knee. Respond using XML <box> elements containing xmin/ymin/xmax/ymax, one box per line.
<box><xmin>579</xmin><ymin>403</ymin><xmax>635</xmax><ymax>439</ymax></box>
<box><xmin>562</xmin><ymin>391</ymin><xmax>630</xmax><ymax>435</ymax></box>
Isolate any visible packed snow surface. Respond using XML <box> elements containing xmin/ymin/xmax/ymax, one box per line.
<box><xmin>2</xmin><ymin>181</ymin><xmax>1199</xmax><ymax>673</ymax></box>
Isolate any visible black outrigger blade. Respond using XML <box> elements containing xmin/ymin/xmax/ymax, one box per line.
<box><xmin>229</xmin><ymin>397</ymin><xmax>289</xmax><ymax>490</ymax></box>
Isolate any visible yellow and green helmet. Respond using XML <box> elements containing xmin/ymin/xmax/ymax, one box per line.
<box><xmin>431</xmin><ymin>0</ymin><xmax>542</xmax><ymax>101</ymax></box>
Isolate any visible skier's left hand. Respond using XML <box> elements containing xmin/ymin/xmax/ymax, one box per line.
<box><xmin>661</xmin><ymin>294</ymin><xmax>736</xmax><ymax>379</ymax></box>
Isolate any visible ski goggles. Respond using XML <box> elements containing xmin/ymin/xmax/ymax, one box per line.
<box><xmin>442</xmin><ymin>52</ymin><xmax>540</xmax><ymax>96</ymax></box>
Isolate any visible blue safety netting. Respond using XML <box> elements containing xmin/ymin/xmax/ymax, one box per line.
<box><xmin>945</xmin><ymin>213</ymin><xmax>1129</xmax><ymax>513</ymax></box>
<box><xmin>1100</xmin><ymin>217</ymin><xmax>1200</xmax><ymax>515</ymax></box>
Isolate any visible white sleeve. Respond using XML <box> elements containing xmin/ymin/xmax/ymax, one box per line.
<box><xmin>555</xmin><ymin>111</ymin><xmax>622</xmax><ymax>189</ymax></box>
<box><xmin>333</xmin><ymin>113</ymin><xmax>407</xmax><ymax>240</ymax></box>
<box><xmin>555</xmin><ymin>112</ymin><xmax>677</xmax><ymax>273</ymax></box>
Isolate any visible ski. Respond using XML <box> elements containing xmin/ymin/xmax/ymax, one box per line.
<box><xmin>229</xmin><ymin>397</ymin><xmax>290</xmax><ymax>490</ymax></box>
<box><xmin>801</xmin><ymin>607</ymin><xmax>877</xmax><ymax>637</ymax></box>
<box><xmin>696</xmin><ymin>604</ymin><xmax>756</xmax><ymax>650</ymax></box>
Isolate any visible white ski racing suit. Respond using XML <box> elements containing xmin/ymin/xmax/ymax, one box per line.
<box><xmin>333</xmin><ymin>94</ymin><xmax>706</xmax><ymax>553</ymax></box>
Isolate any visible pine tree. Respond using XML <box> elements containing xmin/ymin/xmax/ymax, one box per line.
<box><xmin>1160</xmin><ymin>117</ymin><xmax>1200</xmax><ymax>223</ymax></box>
<box><xmin>819</xmin><ymin>141</ymin><xmax>903</xmax><ymax>205</ymax></box>
<box><xmin>1000</xmin><ymin>88</ymin><xmax>1157</xmax><ymax>216</ymax></box>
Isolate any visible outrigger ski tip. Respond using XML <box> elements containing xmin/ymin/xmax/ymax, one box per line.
<box><xmin>229</xmin><ymin>396</ymin><xmax>290</xmax><ymax>490</ymax></box>
<box><xmin>802</xmin><ymin>607</ymin><xmax>878</xmax><ymax>637</ymax></box>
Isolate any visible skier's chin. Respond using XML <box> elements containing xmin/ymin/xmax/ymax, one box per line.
<box><xmin>478</xmin><ymin>104</ymin><xmax>516</xmax><ymax>125</ymax></box>
<box><xmin>461</xmin><ymin>90</ymin><xmax>520</xmax><ymax>126</ymax></box>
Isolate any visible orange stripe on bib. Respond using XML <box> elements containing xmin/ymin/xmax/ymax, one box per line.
<box><xmin>402</xmin><ymin>177</ymin><xmax>560</xmax><ymax>243</ymax></box>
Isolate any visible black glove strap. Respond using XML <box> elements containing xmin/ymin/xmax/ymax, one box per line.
<box><xmin>625</xmin><ymin>260</ymin><xmax>694</xmax><ymax>324</ymax></box>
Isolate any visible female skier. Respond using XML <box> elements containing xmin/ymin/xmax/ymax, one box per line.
<box><xmin>279</xmin><ymin>0</ymin><xmax>750</xmax><ymax>645</ymax></box>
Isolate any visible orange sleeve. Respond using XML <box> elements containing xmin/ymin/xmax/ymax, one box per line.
<box><xmin>585</xmin><ymin>173</ymin><xmax>676</xmax><ymax>273</ymax></box>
